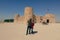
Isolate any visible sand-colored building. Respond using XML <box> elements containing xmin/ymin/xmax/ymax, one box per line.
<box><xmin>14</xmin><ymin>7</ymin><xmax>55</xmax><ymax>23</ymax></box>
<box><xmin>43</xmin><ymin>14</ymin><xmax>55</xmax><ymax>23</ymax></box>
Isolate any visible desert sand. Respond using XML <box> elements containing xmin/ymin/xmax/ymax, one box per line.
<box><xmin>0</xmin><ymin>23</ymin><xmax>60</xmax><ymax>40</ymax></box>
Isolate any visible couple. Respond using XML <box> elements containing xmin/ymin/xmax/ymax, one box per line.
<box><xmin>26</xmin><ymin>19</ymin><xmax>34</xmax><ymax>35</ymax></box>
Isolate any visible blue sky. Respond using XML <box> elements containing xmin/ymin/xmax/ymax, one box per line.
<box><xmin>0</xmin><ymin>0</ymin><xmax>60</xmax><ymax>22</ymax></box>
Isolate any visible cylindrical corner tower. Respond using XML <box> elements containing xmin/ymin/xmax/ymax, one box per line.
<box><xmin>24</xmin><ymin>7</ymin><xmax>33</xmax><ymax>23</ymax></box>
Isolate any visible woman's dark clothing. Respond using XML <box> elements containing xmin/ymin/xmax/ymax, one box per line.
<box><xmin>31</xmin><ymin>22</ymin><xmax>34</xmax><ymax>29</ymax></box>
<box><xmin>31</xmin><ymin>22</ymin><xmax>34</xmax><ymax>33</ymax></box>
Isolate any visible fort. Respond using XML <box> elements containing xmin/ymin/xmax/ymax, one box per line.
<box><xmin>14</xmin><ymin>7</ymin><xmax>55</xmax><ymax>23</ymax></box>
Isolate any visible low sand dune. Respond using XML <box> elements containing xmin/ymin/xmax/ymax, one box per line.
<box><xmin>0</xmin><ymin>23</ymin><xmax>60</xmax><ymax>40</ymax></box>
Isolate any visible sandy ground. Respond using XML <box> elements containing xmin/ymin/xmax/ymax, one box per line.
<box><xmin>0</xmin><ymin>23</ymin><xmax>60</xmax><ymax>40</ymax></box>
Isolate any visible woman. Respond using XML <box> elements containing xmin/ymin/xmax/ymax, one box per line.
<box><xmin>31</xmin><ymin>20</ymin><xmax>34</xmax><ymax>33</ymax></box>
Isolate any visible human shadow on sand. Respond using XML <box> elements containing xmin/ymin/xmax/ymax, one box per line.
<box><xmin>31</xmin><ymin>31</ymin><xmax>38</xmax><ymax>34</ymax></box>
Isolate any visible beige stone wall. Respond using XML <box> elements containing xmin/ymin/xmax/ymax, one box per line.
<box><xmin>14</xmin><ymin>7</ymin><xmax>56</xmax><ymax>23</ymax></box>
<box><xmin>35</xmin><ymin>15</ymin><xmax>41</xmax><ymax>23</ymax></box>
<box><xmin>14</xmin><ymin>14</ymin><xmax>20</xmax><ymax>23</ymax></box>
<box><xmin>18</xmin><ymin>16</ymin><xmax>24</xmax><ymax>23</ymax></box>
<box><xmin>42</xmin><ymin>14</ymin><xmax>55</xmax><ymax>23</ymax></box>
<box><xmin>14</xmin><ymin>14</ymin><xmax>24</xmax><ymax>23</ymax></box>
<box><xmin>40</xmin><ymin>16</ymin><xmax>47</xmax><ymax>23</ymax></box>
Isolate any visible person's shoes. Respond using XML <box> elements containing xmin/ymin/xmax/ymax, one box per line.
<box><xmin>31</xmin><ymin>31</ymin><xmax>33</xmax><ymax>34</ymax></box>
<box><xmin>29</xmin><ymin>33</ymin><xmax>31</xmax><ymax>34</ymax></box>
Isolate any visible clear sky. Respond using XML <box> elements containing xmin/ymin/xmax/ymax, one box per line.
<box><xmin>0</xmin><ymin>0</ymin><xmax>60</xmax><ymax>22</ymax></box>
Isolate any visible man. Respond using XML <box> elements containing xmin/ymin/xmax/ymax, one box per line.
<box><xmin>26</xmin><ymin>19</ymin><xmax>32</xmax><ymax>35</ymax></box>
